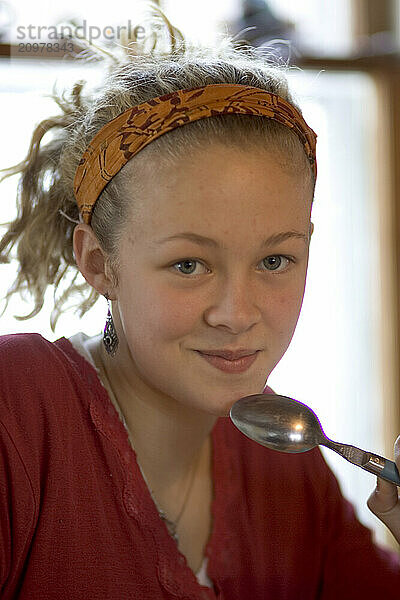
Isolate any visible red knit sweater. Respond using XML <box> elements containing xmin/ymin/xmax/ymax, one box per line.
<box><xmin>0</xmin><ymin>333</ymin><xmax>399</xmax><ymax>599</ymax></box>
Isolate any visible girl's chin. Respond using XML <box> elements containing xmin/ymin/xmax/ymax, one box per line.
<box><xmin>205</xmin><ymin>395</ymin><xmax>252</xmax><ymax>418</ymax></box>
<box><xmin>209</xmin><ymin>405</ymin><xmax>232</xmax><ymax>418</ymax></box>
<box><xmin>190</xmin><ymin>396</ymin><xmax>236</xmax><ymax>418</ymax></box>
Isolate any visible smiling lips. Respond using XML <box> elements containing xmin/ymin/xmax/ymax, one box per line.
<box><xmin>198</xmin><ymin>349</ymin><xmax>258</xmax><ymax>360</ymax></box>
<box><xmin>195</xmin><ymin>349</ymin><xmax>260</xmax><ymax>373</ymax></box>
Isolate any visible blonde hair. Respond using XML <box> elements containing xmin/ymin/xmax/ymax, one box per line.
<box><xmin>0</xmin><ymin>5</ymin><xmax>315</xmax><ymax>332</ymax></box>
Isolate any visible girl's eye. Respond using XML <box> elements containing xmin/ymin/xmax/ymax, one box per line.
<box><xmin>172</xmin><ymin>259</ymin><xmax>208</xmax><ymax>276</ymax></box>
<box><xmin>172</xmin><ymin>256</ymin><xmax>293</xmax><ymax>276</ymax></box>
<box><xmin>260</xmin><ymin>255</ymin><xmax>291</xmax><ymax>272</ymax></box>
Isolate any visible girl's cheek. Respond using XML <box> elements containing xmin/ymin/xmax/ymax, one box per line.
<box><xmin>266</xmin><ymin>288</ymin><xmax>305</xmax><ymax>329</ymax></box>
<box><xmin>138</xmin><ymin>289</ymin><xmax>202</xmax><ymax>337</ymax></box>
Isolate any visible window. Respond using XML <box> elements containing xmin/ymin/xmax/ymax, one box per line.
<box><xmin>268</xmin><ymin>69</ymin><xmax>387</xmax><ymax>544</ymax></box>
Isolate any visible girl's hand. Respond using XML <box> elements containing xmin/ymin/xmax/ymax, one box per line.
<box><xmin>367</xmin><ymin>436</ymin><xmax>400</xmax><ymax>543</ymax></box>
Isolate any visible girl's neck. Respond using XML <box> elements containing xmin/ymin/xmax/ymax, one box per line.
<box><xmin>86</xmin><ymin>334</ymin><xmax>216</xmax><ymax>502</ymax></box>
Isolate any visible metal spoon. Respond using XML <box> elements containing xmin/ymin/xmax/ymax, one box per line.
<box><xmin>230</xmin><ymin>393</ymin><xmax>400</xmax><ymax>487</ymax></box>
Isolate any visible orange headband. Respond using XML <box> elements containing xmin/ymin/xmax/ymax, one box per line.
<box><xmin>73</xmin><ymin>83</ymin><xmax>317</xmax><ymax>225</ymax></box>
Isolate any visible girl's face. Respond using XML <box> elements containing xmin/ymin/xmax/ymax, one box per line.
<box><xmin>114</xmin><ymin>144</ymin><xmax>313</xmax><ymax>417</ymax></box>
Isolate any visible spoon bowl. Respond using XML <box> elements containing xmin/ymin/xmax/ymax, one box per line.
<box><xmin>230</xmin><ymin>393</ymin><xmax>324</xmax><ymax>453</ymax></box>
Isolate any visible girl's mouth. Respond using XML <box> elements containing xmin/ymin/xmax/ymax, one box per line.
<box><xmin>195</xmin><ymin>350</ymin><xmax>259</xmax><ymax>373</ymax></box>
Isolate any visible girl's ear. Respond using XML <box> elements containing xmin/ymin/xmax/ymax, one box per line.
<box><xmin>309</xmin><ymin>222</ymin><xmax>314</xmax><ymax>238</ymax></box>
<box><xmin>73</xmin><ymin>224</ymin><xmax>113</xmax><ymax>296</ymax></box>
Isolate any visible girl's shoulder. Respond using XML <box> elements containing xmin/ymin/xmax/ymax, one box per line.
<box><xmin>0</xmin><ymin>332</ymin><xmax>94</xmax><ymax>438</ymax></box>
<box><xmin>0</xmin><ymin>332</ymin><xmax>62</xmax><ymax>393</ymax></box>
<box><xmin>0</xmin><ymin>331</ymin><xmax>65</xmax><ymax>365</ymax></box>
<box><xmin>0</xmin><ymin>331</ymin><xmax>92</xmax><ymax>383</ymax></box>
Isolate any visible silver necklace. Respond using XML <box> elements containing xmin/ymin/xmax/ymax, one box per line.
<box><xmin>96</xmin><ymin>351</ymin><xmax>200</xmax><ymax>543</ymax></box>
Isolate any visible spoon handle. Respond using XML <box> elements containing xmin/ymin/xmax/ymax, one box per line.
<box><xmin>324</xmin><ymin>440</ymin><xmax>400</xmax><ymax>487</ymax></box>
<box><xmin>361</xmin><ymin>452</ymin><xmax>400</xmax><ymax>487</ymax></box>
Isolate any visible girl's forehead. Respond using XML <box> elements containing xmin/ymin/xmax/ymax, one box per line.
<box><xmin>132</xmin><ymin>194</ymin><xmax>311</xmax><ymax>239</ymax></box>
<box><xmin>139</xmin><ymin>143</ymin><xmax>310</xmax><ymax>187</ymax></box>
<box><xmin>124</xmin><ymin>193</ymin><xmax>311</xmax><ymax>254</ymax></box>
<box><xmin>133</xmin><ymin>146</ymin><xmax>312</xmax><ymax>217</ymax></box>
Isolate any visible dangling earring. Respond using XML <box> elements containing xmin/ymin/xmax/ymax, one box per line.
<box><xmin>103</xmin><ymin>293</ymin><xmax>119</xmax><ymax>357</ymax></box>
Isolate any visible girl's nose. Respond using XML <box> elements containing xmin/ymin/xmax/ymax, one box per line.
<box><xmin>203</xmin><ymin>276</ymin><xmax>262</xmax><ymax>334</ymax></box>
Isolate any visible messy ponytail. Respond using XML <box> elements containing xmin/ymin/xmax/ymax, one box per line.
<box><xmin>0</xmin><ymin>4</ymin><xmax>314</xmax><ymax>332</ymax></box>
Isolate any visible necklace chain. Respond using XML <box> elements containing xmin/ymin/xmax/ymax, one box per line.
<box><xmin>96</xmin><ymin>346</ymin><xmax>200</xmax><ymax>543</ymax></box>
<box><xmin>155</xmin><ymin>453</ymin><xmax>201</xmax><ymax>542</ymax></box>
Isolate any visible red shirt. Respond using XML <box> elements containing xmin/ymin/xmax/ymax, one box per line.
<box><xmin>0</xmin><ymin>332</ymin><xmax>399</xmax><ymax>599</ymax></box>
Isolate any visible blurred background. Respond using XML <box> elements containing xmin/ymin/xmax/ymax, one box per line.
<box><xmin>0</xmin><ymin>0</ymin><xmax>400</xmax><ymax>548</ymax></box>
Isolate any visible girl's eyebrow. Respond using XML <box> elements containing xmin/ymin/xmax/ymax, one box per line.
<box><xmin>155</xmin><ymin>231</ymin><xmax>309</xmax><ymax>249</ymax></box>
